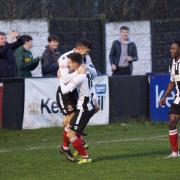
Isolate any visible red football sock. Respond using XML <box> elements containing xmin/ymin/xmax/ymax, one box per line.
<box><xmin>63</xmin><ymin>127</ymin><xmax>70</xmax><ymax>149</ymax></box>
<box><xmin>169</xmin><ymin>129</ymin><xmax>178</xmax><ymax>152</ymax></box>
<box><xmin>70</xmin><ymin>136</ymin><xmax>88</xmax><ymax>158</ymax></box>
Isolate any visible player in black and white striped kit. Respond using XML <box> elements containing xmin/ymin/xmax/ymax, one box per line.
<box><xmin>159</xmin><ymin>41</ymin><xmax>180</xmax><ymax>158</ymax></box>
<box><xmin>56</xmin><ymin>40</ymin><xmax>97</xmax><ymax>118</ymax></box>
<box><xmin>59</xmin><ymin>52</ymin><xmax>95</xmax><ymax>164</ymax></box>
<box><xmin>56</xmin><ymin>40</ymin><xmax>98</xmax><ymax>162</ymax></box>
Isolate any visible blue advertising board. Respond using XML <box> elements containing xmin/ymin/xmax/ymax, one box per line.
<box><xmin>150</xmin><ymin>74</ymin><xmax>175</xmax><ymax>122</ymax></box>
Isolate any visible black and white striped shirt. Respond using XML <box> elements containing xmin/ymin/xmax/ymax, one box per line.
<box><xmin>59</xmin><ymin>72</ymin><xmax>93</xmax><ymax>111</ymax></box>
<box><xmin>170</xmin><ymin>58</ymin><xmax>180</xmax><ymax>104</ymax></box>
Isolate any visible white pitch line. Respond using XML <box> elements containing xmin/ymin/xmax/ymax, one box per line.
<box><xmin>94</xmin><ymin>135</ymin><xmax>167</xmax><ymax>144</ymax></box>
<box><xmin>0</xmin><ymin>135</ymin><xmax>167</xmax><ymax>153</ymax></box>
<box><xmin>0</xmin><ymin>149</ymin><xmax>13</xmax><ymax>153</ymax></box>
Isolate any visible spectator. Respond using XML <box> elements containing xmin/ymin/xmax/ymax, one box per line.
<box><xmin>109</xmin><ymin>26</ymin><xmax>138</xmax><ymax>75</ymax></box>
<box><xmin>41</xmin><ymin>35</ymin><xmax>61</xmax><ymax>77</ymax></box>
<box><xmin>15</xmin><ymin>35</ymin><xmax>40</xmax><ymax>77</ymax></box>
<box><xmin>0</xmin><ymin>31</ymin><xmax>23</xmax><ymax>78</ymax></box>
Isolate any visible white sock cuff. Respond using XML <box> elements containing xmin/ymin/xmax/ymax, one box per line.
<box><xmin>63</xmin><ymin>146</ymin><xmax>69</xmax><ymax>150</ymax></box>
<box><xmin>169</xmin><ymin>129</ymin><xmax>178</xmax><ymax>135</ymax></box>
<box><xmin>64</xmin><ymin>127</ymin><xmax>69</xmax><ymax>132</ymax></box>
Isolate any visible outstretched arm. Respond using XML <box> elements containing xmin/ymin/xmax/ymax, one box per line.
<box><xmin>159</xmin><ymin>81</ymin><xmax>175</xmax><ymax>106</ymax></box>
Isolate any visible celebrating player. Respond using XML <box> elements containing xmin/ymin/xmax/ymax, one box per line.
<box><xmin>59</xmin><ymin>52</ymin><xmax>95</xmax><ymax>164</ymax></box>
<box><xmin>56</xmin><ymin>40</ymin><xmax>98</xmax><ymax>161</ymax></box>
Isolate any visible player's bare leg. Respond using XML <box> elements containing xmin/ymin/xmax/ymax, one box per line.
<box><xmin>93</xmin><ymin>98</ymin><xmax>100</xmax><ymax>114</ymax></box>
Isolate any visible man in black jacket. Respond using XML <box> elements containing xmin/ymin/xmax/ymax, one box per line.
<box><xmin>109</xmin><ymin>26</ymin><xmax>138</xmax><ymax>75</ymax></box>
<box><xmin>41</xmin><ymin>35</ymin><xmax>61</xmax><ymax>77</ymax></box>
<box><xmin>0</xmin><ymin>31</ymin><xmax>23</xmax><ymax>78</ymax></box>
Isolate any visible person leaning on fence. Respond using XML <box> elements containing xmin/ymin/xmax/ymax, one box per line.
<box><xmin>109</xmin><ymin>26</ymin><xmax>138</xmax><ymax>75</ymax></box>
<box><xmin>15</xmin><ymin>35</ymin><xmax>40</xmax><ymax>77</ymax></box>
<box><xmin>0</xmin><ymin>31</ymin><xmax>24</xmax><ymax>78</ymax></box>
<box><xmin>41</xmin><ymin>35</ymin><xmax>61</xmax><ymax>77</ymax></box>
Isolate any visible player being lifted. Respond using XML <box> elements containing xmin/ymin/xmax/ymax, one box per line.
<box><xmin>58</xmin><ymin>52</ymin><xmax>95</xmax><ymax>164</ymax></box>
<box><xmin>56</xmin><ymin>40</ymin><xmax>98</xmax><ymax>161</ymax></box>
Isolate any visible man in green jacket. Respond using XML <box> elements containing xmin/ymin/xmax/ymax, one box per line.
<box><xmin>15</xmin><ymin>35</ymin><xmax>40</xmax><ymax>77</ymax></box>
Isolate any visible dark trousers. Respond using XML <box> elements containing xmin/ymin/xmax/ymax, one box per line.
<box><xmin>112</xmin><ymin>66</ymin><xmax>131</xmax><ymax>76</ymax></box>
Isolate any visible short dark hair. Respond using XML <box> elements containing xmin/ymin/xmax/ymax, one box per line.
<box><xmin>48</xmin><ymin>35</ymin><xmax>59</xmax><ymax>42</ymax></box>
<box><xmin>0</xmin><ymin>31</ymin><xmax>6</xmax><ymax>36</ymax></box>
<box><xmin>75</xmin><ymin>39</ymin><xmax>92</xmax><ymax>49</ymax></box>
<box><xmin>67</xmin><ymin>53</ymin><xmax>82</xmax><ymax>65</ymax></box>
<box><xmin>172</xmin><ymin>41</ymin><xmax>180</xmax><ymax>47</ymax></box>
<box><xmin>120</xmin><ymin>26</ymin><xmax>129</xmax><ymax>31</ymax></box>
<box><xmin>22</xmin><ymin>35</ymin><xmax>33</xmax><ymax>45</ymax></box>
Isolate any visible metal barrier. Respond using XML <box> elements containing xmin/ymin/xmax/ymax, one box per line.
<box><xmin>0</xmin><ymin>78</ymin><xmax>24</xmax><ymax>129</ymax></box>
<box><xmin>109</xmin><ymin>75</ymin><xmax>149</xmax><ymax>122</ymax></box>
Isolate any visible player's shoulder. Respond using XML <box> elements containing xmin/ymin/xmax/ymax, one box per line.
<box><xmin>63</xmin><ymin>50</ymin><xmax>74</xmax><ymax>57</ymax></box>
<box><xmin>85</xmin><ymin>54</ymin><xmax>91</xmax><ymax>61</ymax></box>
<box><xmin>59</xmin><ymin>50</ymin><xmax>73</xmax><ymax>61</ymax></box>
<box><xmin>84</xmin><ymin>54</ymin><xmax>93</xmax><ymax>66</ymax></box>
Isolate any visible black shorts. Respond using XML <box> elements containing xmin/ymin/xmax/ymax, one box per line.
<box><xmin>169</xmin><ymin>103</ymin><xmax>180</xmax><ymax>115</ymax></box>
<box><xmin>69</xmin><ymin>109</ymin><xmax>95</xmax><ymax>134</ymax></box>
<box><xmin>56</xmin><ymin>86</ymin><xmax>78</xmax><ymax>115</ymax></box>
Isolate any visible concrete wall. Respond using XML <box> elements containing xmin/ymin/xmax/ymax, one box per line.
<box><xmin>105</xmin><ymin>21</ymin><xmax>152</xmax><ymax>75</ymax></box>
<box><xmin>0</xmin><ymin>19</ymin><xmax>49</xmax><ymax>76</ymax></box>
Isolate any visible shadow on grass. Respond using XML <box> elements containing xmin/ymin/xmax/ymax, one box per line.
<box><xmin>93</xmin><ymin>150</ymin><xmax>168</xmax><ymax>162</ymax></box>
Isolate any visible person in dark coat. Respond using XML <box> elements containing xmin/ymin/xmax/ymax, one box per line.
<box><xmin>109</xmin><ymin>26</ymin><xmax>138</xmax><ymax>75</ymax></box>
<box><xmin>41</xmin><ymin>35</ymin><xmax>61</xmax><ymax>77</ymax></box>
<box><xmin>0</xmin><ymin>31</ymin><xmax>23</xmax><ymax>78</ymax></box>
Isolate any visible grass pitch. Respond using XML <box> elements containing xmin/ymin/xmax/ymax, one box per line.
<box><xmin>0</xmin><ymin>120</ymin><xmax>180</xmax><ymax>180</ymax></box>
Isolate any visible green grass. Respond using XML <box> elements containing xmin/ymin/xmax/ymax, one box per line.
<box><xmin>0</xmin><ymin>120</ymin><xmax>180</xmax><ymax>180</ymax></box>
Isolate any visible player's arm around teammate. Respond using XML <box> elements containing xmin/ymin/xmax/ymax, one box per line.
<box><xmin>59</xmin><ymin>53</ymin><xmax>94</xmax><ymax>163</ymax></box>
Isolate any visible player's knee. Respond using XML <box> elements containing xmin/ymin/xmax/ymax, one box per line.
<box><xmin>94</xmin><ymin>104</ymin><xmax>100</xmax><ymax>113</ymax></box>
<box><xmin>67</xmin><ymin>129</ymin><xmax>76</xmax><ymax>139</ymax></box>
<box><xmin>63</xmin><ymin>120</ymin><xmax>69</xmax><ymax>127</ymax></box>
<box><xmin>63</xmin><ymin>115</ymin><xmax>72</xmax><ymax>127</ymax></box>
<box><xmin>93</xmin><ymin>100</ymin><xmax>100</xmax><ymax>113</ymax></box>
<box><xmin>63</xmin><ymin>118</ymin><xmax>68</xmax><ymax>127</ymax></box>
<box><xmin>168</xmin><ymin>115</ymin><xmax>178</xmax><ymax>129</ymax></box>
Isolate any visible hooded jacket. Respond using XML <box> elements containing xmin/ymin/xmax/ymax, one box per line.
<box><xmin>41</xmin><ymin>46</ymin><xmax>61</xmax><ymax>77</ymax></box>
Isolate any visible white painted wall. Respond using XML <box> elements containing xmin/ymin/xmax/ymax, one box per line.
<box><xmin>0</xmin><ymin>19</ymin><xmax>49</xmax><ymax>76</ymax></box>
<box><xmin>105</xmin><ymin>21</ymin><xmax>152</xmax><ymax>75</ymax></box>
